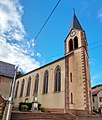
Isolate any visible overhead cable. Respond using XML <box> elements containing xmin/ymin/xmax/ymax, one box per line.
<box><xmin>34</xmin><ymin>0</ymin><xmax>61</xmax><ymax>40</ymax></box>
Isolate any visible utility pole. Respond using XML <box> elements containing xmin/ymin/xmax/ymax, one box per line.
<box><xmin>6</xmin><ymin>66</ymin><xmax>18</xmax><ymax>120</ymax></box>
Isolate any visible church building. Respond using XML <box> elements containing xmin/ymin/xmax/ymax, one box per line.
<box><xmin>14</xmin><ymin>13</ymin><xmax>92</xmax><ymax>115</ymax></box>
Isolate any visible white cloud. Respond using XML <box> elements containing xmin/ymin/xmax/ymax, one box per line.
<box><xmin>31</xmin><ymin>39</ymin><xmax>35</xmax><ymax>47</ymax></box>
<box><xmin>36</xmin><ymin>53</ymin><xmax>41</xmax><ymax>57</ymax></box>
<box><xmin>97</xmin><ymin>9</ymin><xmax>102</xmax><ymax>21</ymax></box>
<box><xmin>0</xmin><ymin>0</ymin><xmax>25</xmax><ymax>41</ymax></box>
<box><xmin>0</xmin><ymin>0</ymin><xmax>40</xmax><ymax>73</ymax></box>
<box><xmin>0</xmin><ymin>36</ymin><xmax>40</xmax><ymax>73</ymax></box>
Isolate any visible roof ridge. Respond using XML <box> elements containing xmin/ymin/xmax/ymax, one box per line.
<box><xmin>0</xmin><ymin>61</ymin><xmax>15</xmax><ymax>66</ymax></box>
<box><xmin>0</xmin><ymin>61</ymin><xmax>15</xmax><ymax>78</ymax></box>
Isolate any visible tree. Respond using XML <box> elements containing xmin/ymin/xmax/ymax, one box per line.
<box><xmin>16</xmin><ymin>71</ymin><xmax>24</xmax><ymax>79</ymax></box>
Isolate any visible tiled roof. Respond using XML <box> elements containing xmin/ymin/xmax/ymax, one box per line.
<box><xmin>92</xmin><ymin>86</ymin><xmax>102</xmax><ymax>95</ymax></box>
<box><xmin>69</xmin><ymin>13</ymin><xmax>83</xmax><ymax>31</ymax></box>
<box><xmin>0</xmin><ymin>61</ymin><xmax>15</xmax><ymax>78</ymax></box>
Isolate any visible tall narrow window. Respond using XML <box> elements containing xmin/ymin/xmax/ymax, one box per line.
<box><xmin>34</xmin><ymin>73</ymin><xmax>39</xmax><ymax>95</ymax></box>
<box><xmin>71</xmin><ymin>92</ymin><xmax>73</xmax><ymax>104</ymax></box>
<box><xmin>74</xmin><ymin>37</ymin><xmax>78</xmax><ymax>49</ymax></box>
<box><xmin>15</xmin><ymin>81</ymin><xmax>19</xmax><ymax>98</ymax></box>
<box><xmin>99</xmin><ymin>97</ymin><xmax>102</xmax><ymax>102</ymax></box>
<box><xmin>70</xmin><ymin>73</ymin><xmax>72</xmax><ymax>82</ymax></box>
<box><xmin>69</xmin><ymin>39</ymin><xmax>73</xmax><ymax>52</ymax></box>
<box><xmin>26</xmin><ymin>76</ymin><xmax>31</xmax><ymax>96</ymax></box>
<box><xmin>43</xmin><ymin>70</ymin><xmax>48</xmax><ymax>93</ymax></box>
<box><xmin>20</xmin><ymin>79</ymin><xmax>25</xmax><ymax>97</ymax></box>
<box><xmin>55</xmin><ymin>66</ymin><xmax>61</xmax><ymax>92</ymax></box>
<box><xmin>93</xmin><ymin>97</ymin><xmax>94</xmax><ymax>103</ymax></box>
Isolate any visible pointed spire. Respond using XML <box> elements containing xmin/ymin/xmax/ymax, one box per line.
<box><xmin>69</xmin><ymin>11</ymin><xmax>83</xmax><ymax>31</ymax></box>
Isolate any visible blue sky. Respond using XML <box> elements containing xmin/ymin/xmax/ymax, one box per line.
<box><xmin>0</xmin><ymin>0</ymin><xmax>102</xmax><ymax>86</ymax></box>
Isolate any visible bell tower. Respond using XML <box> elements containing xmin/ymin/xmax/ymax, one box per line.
<box><xmin>65</xmin><ymin>13</ymin><xmax>92</xmax><ymax>114</ymax></box>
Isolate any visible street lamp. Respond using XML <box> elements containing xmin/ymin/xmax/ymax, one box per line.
<box><xmin>6</xmin><ymin>66</ymin><xmax>18</xmax><ymax>120</ymax></box>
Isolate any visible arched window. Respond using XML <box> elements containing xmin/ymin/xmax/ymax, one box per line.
<box><xmin>43</xmin><ymin>70</ymin><xmax>48</xmax><ymax>93</ymax></box>
<box><xmin>34</xmin><ymin>73</ymin><xmax>39</xmax><ymax>95</ymax></box>
<box><xmin>69</xmin><ymin>39</ymin><xmax>73</xmax><ymax>52</ymax></box>
<box><xmin>74</xmin><ymin>37</ymin><xmax>78</xmax><ymax>49</ymax></box>
<box><xmin>20</xmin><ymin>79</ymin><xmax>25</xmax><ymax>97</ymax></box>
<box><xmin>15</xmin><ymin>81</ymin><xmax>19</xmax><ymax>98</ymax></box>
<box><xmin>55</xmin><ymin>66</ymin><xmax>61</xmax><ymax>92</ymax></box>
<box><xmin>71</xmin><ymin>92</ymin><xmax>73</xmax><ymax>104</ymax></box>
<box><xmin>26</xmin><ymin>76</ymin><xmax>31</xmax><ymax>96</ymax></box>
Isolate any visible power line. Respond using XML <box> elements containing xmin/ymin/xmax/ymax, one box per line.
<box><xmin>34</xmin><ymin>0</ymin><xmax>61</xmax><ymax>40</ymax></box>
<box><xmin>89</xmin><ymin>40</ymin><xmax>102</xmax><ymax>46</ymax></box>
<box><xmin>39</xmin><ymin>43</ymin><xmax>102</xmax><ymax>63</ymax></box>
<box><xmin>43</xmin><ymin>52</ymin><xmax>63</xmax><ymax>60</ymax></box>
<box><xmin>32</xmin><ymin>0</ymin><xmax>102</xmax><ymax>61</ymax></box>
<box><xmin>18</xmin><ymin>0</ymin><xmax>62</xmax><ymax>70</ymax></box>
<box><xmin>89</xmin><ymin>44</ymin><xmax>102</xmax><ymax>50</ymax></box>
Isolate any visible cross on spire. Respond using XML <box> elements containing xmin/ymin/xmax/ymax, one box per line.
<box><xmin>73</xmin><ymin>8</ymin><xmax>75</xmax><ymax>15</ymax></box>
<box><xmin>69</xmin><ymin>11</ymin><xmax>83</xmax><ymax>31</ymax></box>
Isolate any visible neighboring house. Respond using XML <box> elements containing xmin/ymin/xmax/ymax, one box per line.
<box><xmin>14</xmin><ymin>13</ymin><xmax>92</xmax><ymax>115</ymax></box>
<box><xmin>92</xmin><ymin>85</ymin><xmax>102</xmax><ymax>111</ymax></box>
<box><xmin>0</xmin><ymin>95</ymin><xmax>5</xmax><ymax>103</ymax></box>
<box><xmin>0</xmin><ymin>61</ymin><xmax>15</xmax><ymax>100</ymax></box>
<box><xmin>0</xmin><ymin>95</ymin><xmax>5</xmax><ymax>117</ymax></box>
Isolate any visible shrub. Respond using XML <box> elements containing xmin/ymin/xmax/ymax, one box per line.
<box><xmin>19</xmin><ymin>101</ymin><xmax>44</xmax><ymax>111</ymax></box>
<box><xmin>21</xmin><ymin>105</ymin><xmax>28</xmax><ymax>111</ymax></box>
<box><xmin>39</xmin><ymin>106</ymin><xmax>45</xmax><ymax>112</ymax></box>
<box><xmin>19</xmin><ymin>102</ymin><xmax>32</xmax><ymax>111</ymax></box>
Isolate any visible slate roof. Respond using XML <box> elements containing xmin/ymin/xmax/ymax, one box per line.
<box><xmin>92</xmin><ymin>86</ymin><xmax>102</xmax><ymax>95</ymax></box>
<box><xmin>69</xmin><ymin>13</ymin><xmax>83</xmax><ymax>31</ymax></box>
<box><xmin>0</xmin><ymin>61</ymin><xmax>15</xmax><ymax>78</ymax></box>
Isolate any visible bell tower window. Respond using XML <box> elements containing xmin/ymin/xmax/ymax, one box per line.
<box><xmin>69</xmin><ymin>39</ymin><xmax>73</xmax><ymax>52</ymax></box>
<box><xmin>74</xmin><ymin>37</ymin><xmax>78</xmax><ymax>49</ymax></box>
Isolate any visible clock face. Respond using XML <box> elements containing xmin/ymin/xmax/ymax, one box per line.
<box><xmin>70</xmin><ymin>31</ymin><xmax>76</xmax><ymax>37</ymax></box>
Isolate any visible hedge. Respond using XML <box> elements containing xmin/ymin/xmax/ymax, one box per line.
<box><xmin>19</xmin><ymin>102</ymin><xmax>42</xmax><ymax>111</ymax></box>
<box><xmin>19</xmin><ymin>102</ymin><xmax>32</xmax><ymax>111</ymax></box>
